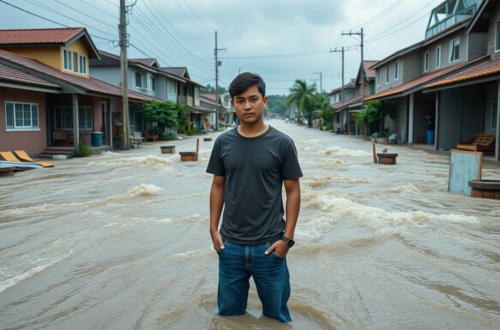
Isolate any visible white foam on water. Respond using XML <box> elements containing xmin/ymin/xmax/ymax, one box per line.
<box><xmin>295</xmin><ymin>138</ymin><xmax>323</xmax><ymax>144</ymax></box>
<box><xmin>6</xmin><ymin>184</ymin><xmax>164</xmax><ymax>215</ymax></box>
<box><xmin>321</xmin><ymin>147</ymin><xmax>372</xmax><ymax>157</ymax></box>
<box><xmin>304</xmin><ymin>174</ymin><xmax>374</xmax><ymax>188</ymax></box>
<box><xmin>0</xmin><ymin>250</ymin><xmax>74</xmax><ymax>294</ymax></box>
<box><xmin>89</xmin><ymin>155</ymin><xmax>175</xmax><ymax>167</ymax></box>
<box><xmin>302</xmin><ymin>189</ymin><xmax>478</xmax><ymax>226</ymax></box>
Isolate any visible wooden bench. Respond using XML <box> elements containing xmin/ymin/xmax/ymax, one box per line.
<box><xmin>53</xmin><ymin>131</ymin><xmax>74</xmax><ymax>146</ymax></box>
<box><xmin>143</xmin><ymin>130</ymin><xmax>159</xmax><ymax>142</ymax></box>
<box><xmin>457</xmin><ymin>134</ymin><xmax>496</xmax><ymax>152</ymax></box>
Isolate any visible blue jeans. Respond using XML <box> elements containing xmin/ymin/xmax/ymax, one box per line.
<box><xmin>217</xmin><ymin>239</ymin><xmax>292</xmax><ymax>322</ymax></box>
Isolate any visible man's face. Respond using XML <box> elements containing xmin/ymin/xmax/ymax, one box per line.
<box><xmin>231</xmin><ymin>85</ymin><xmax>267</xmax><ymax>124</ymax></box>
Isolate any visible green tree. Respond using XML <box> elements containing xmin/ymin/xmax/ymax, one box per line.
<box><xmin>287</xmin><ymin>79</ymin><xmax>317</xmax><ymax>126</ymax></box>
<box><xmin>200</xmin><ymin>84</ymin><xmax>227</xmax><ymax>94</ymax></box>
<box><xmin>175</xmin><ymin>102</ymin><xmax>188</xmax><ymax>130</ymax></box>
<box><xmin>356</xmin><ymin>100</ymin><xmax>396</xmax><ymax>136</ymax></box>
<box><xmin>139</xmin><ymin>100</ymin><xmax>178</xmax><ymax>134</ymax></box>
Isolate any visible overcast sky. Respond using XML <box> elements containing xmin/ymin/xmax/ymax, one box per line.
<box><xmin>0</xmin><ymin>0</ymin><xmax>446</xmax><ymax>94</ymax></box>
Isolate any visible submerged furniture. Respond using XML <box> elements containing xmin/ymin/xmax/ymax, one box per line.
<box><xmin>204</xmin><ymin>138</ymin><xmax>212</xmax><ymax>142</ymax></box>
<box><xmin>1</xmin><ymin>151</ymin><xmax>53</xmax><ymax>168</ymax></box>
<box><xmin>469</xmin><ymin>180</ymin><xmax>500</xmax><ymax>200</ymax></box>
<box><xmin>457</xmin><ymin>134</ymin><xmax>495</xmax><ymax>152</ymax></box>
<box><xmin>143</xmin><ymin>130</ymin><xmax>159</xmax><ymax>142</ymax></box>
<box><xmin>180</xmin><ymin>138</ymin><xmax>199</xmax><ymax>162</ymax></box>
<box><xmin>161</xmin><ymin>146</ymin><xmax>175</xmax><ymax>154</ymax></box>
<box><xmin>13</xmin><ymin>150</ymin><xmax>54</xmax><ymax>167</ymax></box>
<box><xmin>0</xmin><ymin>166</ymin><xmax>15</xmax><ymax>177</ymax></box>
<box><xmin>130</xmin><ymin>135</ymin><xmax>143</xmax><ymax>149</ymax></box>
<box><xmin>377</xmin><ymin>153</ymin><xmax>398</xmax><ymax>165</ymax></box>
<box><xmin>53</xmin><ymin>131</ymin><xmax>74</xmax><ymax>146</ymax></box>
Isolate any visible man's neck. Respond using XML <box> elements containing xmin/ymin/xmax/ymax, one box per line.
<box><xmin>237</xmin><ymin>119</ymin><xmax>269</xmax><ymax>138</ymax></box>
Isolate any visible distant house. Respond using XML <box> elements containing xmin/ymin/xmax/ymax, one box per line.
<box><xmin>0</xmin><ymin>28</ymin><xmax>158</xmax><ymax>156</ymax></box>
<box><xmin>331</xmin><ymin>61</ymin><xmax>379</xmax><ymax>135</ymax></box>
<box><xmin>200</xmin><ymin>94</ymin><xmax>231</xmax><ymax>128</ymax></box>
<box><xmin>89</xmin><ymin>52</ymin><xmax>186</xmax><ymax>134</ymax></box>
<box><xmin>325</xmin><ymin>79</ymin><xmax>356</xmax><ymax>130</ymax></box>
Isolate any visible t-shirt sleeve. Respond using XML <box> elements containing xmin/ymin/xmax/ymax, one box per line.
<box><xmin>206</xmin><ymin>139</ymin><xmax>226</xmax><ymax>176</ymax></box>
<box><xmin>281</xmin><ymin>141</ymin><xmax>303</xmax><ymax>180</ymax></box>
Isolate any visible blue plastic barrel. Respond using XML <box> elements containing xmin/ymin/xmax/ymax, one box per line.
<box><xmin>426</xmin><ymin>130</ymin><xmax>435</xmax><ymax>145</ymax></box>
<box><xmin>91</xmin><ymin>132</ymin><xmax>103</xmax><ymax>147</ymax></box>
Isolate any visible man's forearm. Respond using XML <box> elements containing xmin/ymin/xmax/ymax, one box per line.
<box><xmin>209</xmin><ymin>183</ymin><xmax>225</xmax><ymax>233</ymax></box>
<box><xmin>284</xmin><ymin>181</ymin><xmax>301</xmax><ymax>240</ymax></box>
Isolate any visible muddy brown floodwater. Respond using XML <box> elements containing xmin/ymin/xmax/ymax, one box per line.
<box><xmin>1</xmin><ymin>120</ymin><xmax>500</xmax><ymax>329</ymax></box>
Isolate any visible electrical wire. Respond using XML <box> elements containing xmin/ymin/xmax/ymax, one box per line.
<box><xmin>182</xmin><ymin>0</ymin><xmax>215</xmax><ymax>32</ymax></box>
<box><xmin>172</xmin><ymin>0</ymin><xmax>212</xmax><ymax>35</ymax></box>
<box><xmin>54</xmin><ymin>0</ymin><xmax>117</xmax><ymax>29</ymax></box>
<box><xmin>348</xmin><ymin>0</ymin><xmax>406</xmax><ymax>30</ymax></box>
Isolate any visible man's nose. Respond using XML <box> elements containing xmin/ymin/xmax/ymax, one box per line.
<box><xmin>244</xmin><ymin>101</ymin><xmax>252</xmax><ymax>110</ymax></box>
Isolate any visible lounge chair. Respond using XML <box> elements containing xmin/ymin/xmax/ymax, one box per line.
<box><xmin>0</xmin><ymin>151</ymin><xmax>53</xmax><ymax>168</ymax></box>
<box><xmin>457</xmin><ymin>134</ymin><xmax>496</xmax><ymax>152</ymax></box>
<box><xmin>53</xmin><ymin>131</ymin><xmax>74</xmax><ymax>146</ymax></box>
<box><xmin>143</xmin><ymin>130</ymin><xmax>159</xmax><ymax>142</ymax></box>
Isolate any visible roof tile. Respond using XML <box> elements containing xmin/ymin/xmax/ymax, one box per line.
<box><xmin>0</xmin><ymin>63</ymin><xmax>61</xmax><ymax>88</ymax></box>
<box><xmin>0</xmin><ymin>28</ymin><xmax>84</xmax><ymax>45</ymax></box>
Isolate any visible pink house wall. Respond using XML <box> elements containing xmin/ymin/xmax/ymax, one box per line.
<box><xmin>0</xmin><ymin>88</ymin><xmax>47</xmax><ymax>155</ymax></box>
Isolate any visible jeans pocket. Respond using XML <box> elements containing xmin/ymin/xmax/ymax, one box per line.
<box><xmin>272</xmin><ymin>251</ymin><xmax>285</xmax><ymax>261</ymax></box>
<box><xmin>217</xmin><ymin>240</ymin><xmax>229</xmax><ymax>254</ymax></box>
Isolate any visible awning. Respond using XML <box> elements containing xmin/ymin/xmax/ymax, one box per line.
<box><xmin>188</xmin><ymin>105</ymin><xmax>216</xmax><ymax>114</ymax></box>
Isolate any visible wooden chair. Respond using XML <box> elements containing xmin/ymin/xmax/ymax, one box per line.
<box><xmin>143</xmin><ymin>130</ymin><xmax>159</xmax><ymax>142</ymax></box>
<box><xmin>130</xmin><ymin>135</ymin><xmax>143</xmax><ymax>149</ymax></box>
<box><xmin>53</xmin><ymin>131</ymin><xmax>74</xmax><ymax>146</ymax></box>
<box><xmin>457</xmin><ymin>134</ymin><xmax>496</xmax><ymax>152</ymax></box>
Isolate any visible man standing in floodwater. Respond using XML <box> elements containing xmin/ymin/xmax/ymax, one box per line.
<box><xmin>207</xmin><ymin>73</ymin><xmax>302</xmax><ymax>323</ymax></box>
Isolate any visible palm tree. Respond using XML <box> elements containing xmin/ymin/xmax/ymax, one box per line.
<box><xmin>287</xmin><ymin>79</ymin><xmax>317</xmax><ymax>127</ymax></box>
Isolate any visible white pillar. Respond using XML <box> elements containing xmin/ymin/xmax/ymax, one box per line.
<box><xmin>496</xmin><ymin>81</ymin><xmax>500</xmax><ymax>161</ymax></box>
<box><xmin>435</xmin><ymin>91</ymin><xmax>440</xmax><ymax>150</ymax></box>
<box><xmin>73</xmin><ymin>94</ymin><xmax>79</xmax><ymax>151</ymax></box>
<box><xmin>408</xmin><ymin>93</ymin><xmax>414</xmax><ymax>144</ymax></box>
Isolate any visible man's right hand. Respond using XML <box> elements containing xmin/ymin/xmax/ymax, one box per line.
<box><xmin>211</xmin><ymin>230</ymin><xmax>225</xmax><ymax>252</ymax></box>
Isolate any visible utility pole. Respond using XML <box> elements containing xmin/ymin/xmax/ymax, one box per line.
<box><xmin>330</xmin><ymin>47</ymin><xmax>345</xmax><ymax>103</ymax></box>
<box><xmin>214</xmin><ymin>31</ymin><xmax>226</xmax><ymax>131</ymax></box>
<box><xmin>342</xmin><ymin>29</ymin><xmax>364</xmax><ymax>109</ymax></box>
<box><xmin>313</xmin><ymin>72</ymin><xmax>322</xmax><ymax>95</ymax></box>
<box><xmin>119</xmin><ymin>0</ymin><xmax>136</xmax><ymax>150</ymax></box>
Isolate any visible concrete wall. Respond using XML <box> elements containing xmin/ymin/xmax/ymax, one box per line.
<box><xmin>468</xmin><ymin>33</ymin><xmax>488</xmax><ymax>61</ymax></box>
<box><xmin>0</xmin><ymin>88</ymin><xmax>47</xmax><ymax>155</ymax></box>
<box><xmin>166</xmin><ymin>78</ymin><xmax>178</xmax><ymax>103</ymax></box>
<box><xmin>422</xmin><ymin>29</ymin><xmax>468</xmax><ymax>72</ymax></box>
<box><xmin>89</xmin><ymin>66</ymin><xmax>122</xmax><ymax>86</ymax></box>
<box><xmin>487</xmin><ymin>2</ymin><xmax>500</xmax><ymax>58</ymax></box>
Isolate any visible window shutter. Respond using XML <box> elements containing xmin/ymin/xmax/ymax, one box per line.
<box><xmin>32</xmin><ymin>104</ymin><xmax>38</xmax><ymax>127</ymax></box>
<box><xmin>73</xmin><ymin>52</ymin><xmax>78</xmax><ymax>73</ymax></box>
<box><xmin>6</xmin><ymin>103</ymin><xmax>14</xmax><ymax>128</ymax></box>
<box><xmin>136</xmin><ymin>72</ymin><xmax>142</xmax><ymax>88</ymax></box>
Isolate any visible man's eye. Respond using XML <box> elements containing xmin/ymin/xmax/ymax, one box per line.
<box><xmin>251</xmin><ymin>98</ymin><xmax>258</xmax><ymax>102</ymax></box>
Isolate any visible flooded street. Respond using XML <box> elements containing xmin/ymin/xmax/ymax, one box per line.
<box><xmin>1</xmin><ymin>120</ymin><xmax>500</xmax><ymax>329</ymax></box>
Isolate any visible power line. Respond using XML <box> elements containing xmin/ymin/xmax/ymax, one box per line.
<box><xmin>349</xmin><ymin>0</ymin><xmax>406</xmax><ymax>30</ymax></box>
<box><xmin>78</xmin><ymin>0</ymin><xmax>118</xmax><ymax>20</ymax></box>
<box><xmin>182</xmin><ymin>0</ymin><xmax>215</xmax><ymax>32</ymax></box>
<box><xmin>367</xmin><ymin>11</ymin><xmax>430</xmax><ymax>42</ymax></box>
<box><xmin>0</xmin><ymin>0</ymin><xmax>113</xmax><ymax>41</ymax></box>
<box><xmin>172</xmin><ymin>0</ymin><xmax>212</xmax><ymax>35</ymax></box>
<box><xmin>54</xmin><ymin>0</ymin><xmax>117</xmax><ymax>29</ymax></box>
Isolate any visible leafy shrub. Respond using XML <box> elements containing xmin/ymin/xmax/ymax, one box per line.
<box><xmin>160</xmin><ymin>132</ymin><xmax>177</xmax><ymax>141</ymax></box>
<box><xmin>220</xmin><ymin>123</ymin><xmax>225</xmax><ymax>128</ymax></box>
<box><xmin>187</xmin><ymin>128</ymin><xmax>197</xmax><ymax>135</ymax></box>
<box><xmin>177</xmin><ymin>126</ymin><xmax>186</xmax><ymax>134</ymax></box>
<box><xmin>75</xmin><ymin>142</ymin><xmax>95</xmax><ymax>157</ymax></box>
<box><xmin>348</xmin><ymin>132</ymin><xmax>355</xmax><ymax>135</ymax></box>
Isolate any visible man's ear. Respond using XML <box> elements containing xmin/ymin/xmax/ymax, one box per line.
<box><xmin>231</xmin><ymin>99</ymin><xmax>234</xmax><ymax>108</ymax></box>
<box><xmin>262</xmin><ymin>96</ymin><xmax>268</xmax><ymax>108</ymax></box>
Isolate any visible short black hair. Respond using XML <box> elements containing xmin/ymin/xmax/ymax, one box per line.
<box><xmin>229</xmin><ymin>72</ymin><xmax>266</xmax><ymax>100</ymax></box>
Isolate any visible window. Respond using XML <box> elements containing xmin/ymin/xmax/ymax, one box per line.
<box><xmin>135</xmin><ymin>72</ymin><xmax>142</xmax><ymax>88</ymax></box>
<box><xmin>496</xmin><ymin>21</ymin><xmax>500</xmax><ymax>52</ymax></box>
<box><xmin>424</xmin><ymin>51</ymin><xmax>430</xmax><ymax>72</ymax></box>
<box><xmin>142</xmin><ymin>74</ymin><xmax>148</xmax><ymax>89</ymax></box>
<box><xmin>54</xmin><ymin>106</ymin><xmax>92</xmax><ymax>130</ymax></box>
<box><xmin>79</xmin><ymin>55</ymin><xmax>87</xmax><ymax>74</ymax></box>
<box><xmin>449</xmin><ymin>37</ymin><xmax>460</xmax><ymax>62</ymax></box>
<box><xmin>5</xmin><ymin>102</ymin><xmax>39</xmax><ymax>129</ymax></box>
<box><xmin>377</xmin><ymin>69</ymin><xmax>381</xmax><ymax>87</ymax></box>
<box><xmin>385</xmin><ymin>66</ymin><xmax>389</xmax><ymax>84</ymax></box>
<box><xmin>148</xmin><ymin>74</ymin><xmax>155</xmax><ymax>91</ymax></box>
<box><xmin>73</xmin><ymin>52</ymin><xmax>78</xmax><ymax>73</ymax></box>
<box><xmin>169</xmin><ymin>81</ymin><xmax>177</xmax><ymax>94</ymax></box>
<box><xmin>436</xmin><ymin>46</ymin><xmax>441</xmax><ymax>69</ymax></box>
<box><xmin>195</xmin><ymin>87</ymin><xmax>199</xmax><ymax>100</ymax></box>
<box><xmin>492</xmin><ymin>101</ymin><xmax>498</xmax><ymax>131</ymax></box>
<box><xmin>336</xmin><ymin>112</ymin><xmax>340</xmax><ymax>123</ymax></box>
<box><xmin>394</xmin><ymin>60</ymin><xmax>399</xmax><ymax>81</ymax></box>
<box><xmin>63</xmin><ymin>49</ymin><xmax>72</xmax><ymax>71</ymax></box>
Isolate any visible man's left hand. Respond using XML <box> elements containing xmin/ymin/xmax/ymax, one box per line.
<box><xmin>265</xmin><ymin>240</ymin><xmax>289</xmax><ymax>258</ymax></box>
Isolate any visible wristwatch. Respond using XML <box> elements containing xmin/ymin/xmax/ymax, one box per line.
<box><xmin>281</xmin><ymin>235</ymin><xmax>295</xmax><ymax>248</ymax></box>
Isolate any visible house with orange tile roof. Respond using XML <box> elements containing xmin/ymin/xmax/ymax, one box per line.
<box><xmin>329</xmin><ymin>61</ymin><xmax>379</xmax><ymax>135</ymax></box>
<box><xmin>366</xmin><ymin>0</ymin><xmax>484</xmax><ymax>146</ymax></box>
<box><xmin>422</xmin><ymin>0</ymin><xmax>500</xmax><ymax>161</ymax></box>
<box><xmin>0</xmin><ymin>27</ymin><xmax>160</xmax><ymax>157</ymax></box>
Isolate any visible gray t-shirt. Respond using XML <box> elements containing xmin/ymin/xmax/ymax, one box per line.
<box><xmin>206</xmin><ymin>126</ymin><xmax>303</xmax><ymax>245</ymax></box>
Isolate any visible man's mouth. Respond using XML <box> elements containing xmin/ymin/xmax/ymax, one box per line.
<box><xmin>244</xmin><ymin>113</ymin><xmax>255</xmax><ymax>117</ymax></box>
